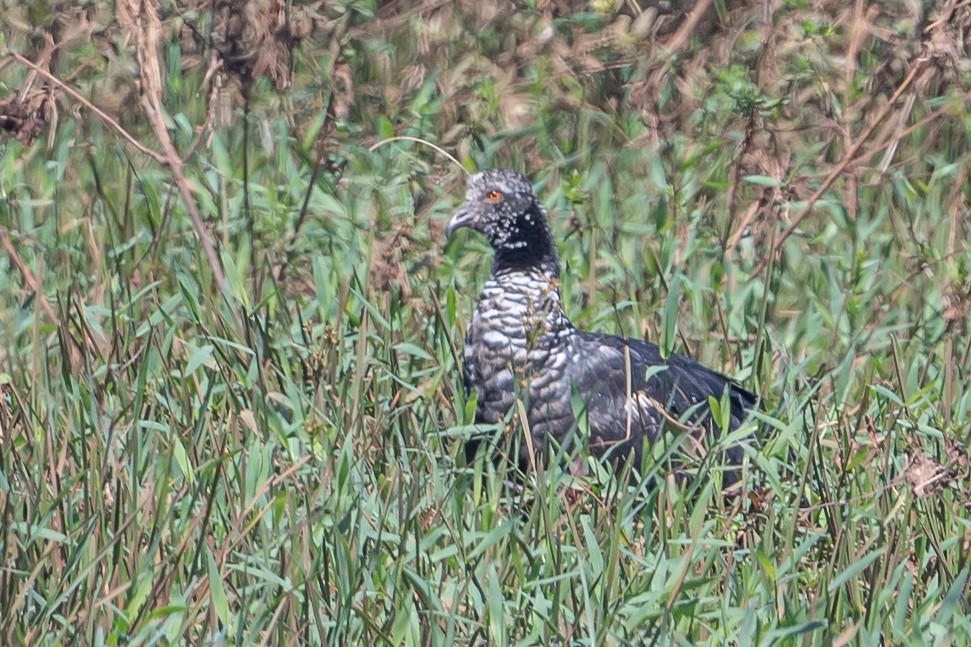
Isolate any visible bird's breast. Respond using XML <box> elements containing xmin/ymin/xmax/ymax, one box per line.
<box><xmin>463</xmin><ymin>271</ymin><xmax>572</xmax><ymax>423</ymax></box>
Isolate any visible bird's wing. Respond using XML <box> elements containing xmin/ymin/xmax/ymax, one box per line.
<box><xmin>569</xmin><ymin>331</ymin><xmax>757</xmax><ymax>463</ymax></box>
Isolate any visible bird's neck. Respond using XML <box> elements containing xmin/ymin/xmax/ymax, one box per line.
<box><xmin>492</xmin><ymin>250</ymin><xmax>560</xmax><ymax>277</ymax></box>
<box><xmin>491</xmin><ymin>224</ymin><xmax>560</xmax><ymax>278</ymax></box>
<box><xmin>485</xmin><ymin>263</ymin><xmax>573</xmax><ymax>336</ymax></box>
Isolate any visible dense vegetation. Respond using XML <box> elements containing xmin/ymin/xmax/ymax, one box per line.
<box><xmin>1</xmin><ymin>0</ymin><xmax>969</xmax><ymax>644</ymax></box>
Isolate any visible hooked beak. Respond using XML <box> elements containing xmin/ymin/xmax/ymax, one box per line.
<box><xmin>445</xmin><ymin>203</ymin><xmax>476</xmax><ymax>239</ymax></box>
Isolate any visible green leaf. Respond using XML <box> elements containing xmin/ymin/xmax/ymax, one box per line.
<box><xmin>206</xmin><ymin>548</ymin><xmax>230</xmax><ymax>627</ymax></box>
<box><xmin>393</xmin><ymin>342</ymin><xmax>433</xmax><ymax>361</ymax></box>
<box><xmin>172</xmin><ymin>436</ymin><xmax>194</xmax><ymax>484</ymax></box>
<box><xmin>742</xmin><ymin>174</ymin><xmax>782</xmax><ymax>187</ymax></box>
<box><xmin>184</xmin><ymin>344</ymin><xmax>214</xmax><ymax>375</ymax></box>
<box><xmin>935</xmin><ymin>566</ymin><xmax>970</xmax><ymax>628</ymax></box>
<box><xmin>486</xmin><ymin>565</ymin><xmax>507</xmax><ymax>647</ymax></box>
<box><xmin>221</xmin><ymin>248</ymin><xmax>250</xmax><ymax>309</ymax></box>
<box><xmin>828</xmin><ymin>548</ymin><xmax>884</xmax><ymax>592</ymax></box>
<box><xmin>660</xmin><ymin>272</ymin><xmax>681</xmax><ymax>359</ymax></box>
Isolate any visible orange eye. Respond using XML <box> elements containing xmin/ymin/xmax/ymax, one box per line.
<box><xmin>487</xmin><ymin>190</ymin><xmax>502</xmax><ymax>202</ymax></box>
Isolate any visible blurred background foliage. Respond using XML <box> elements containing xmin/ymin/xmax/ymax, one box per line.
<box><xmin>0</xmin><ymin>0</ymin><xmax>969</xmax><ymax>644</ymax></box>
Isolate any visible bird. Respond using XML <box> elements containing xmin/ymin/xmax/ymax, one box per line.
<box><xmin>446</xmin><ymin>168</ymin><xmax>757</xmax><ymax>481</ymax></box>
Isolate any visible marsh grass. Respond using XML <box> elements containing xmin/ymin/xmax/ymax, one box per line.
<box><xmin>1</xmin><ymin>0</ymin><xmax>969</xmax><ymax>644</ymax></box>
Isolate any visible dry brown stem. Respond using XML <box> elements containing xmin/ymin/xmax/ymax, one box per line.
<box><xmin>7</xmin><ymin>52</ymin><xmax>165</xmax><ymax>163</ymax></box>
<box><xmin>0</xmin><ymin>228</ymin><xmax>57</xmax><ymax>323</ymax></box>
<box><xmin>661</xmin><ymin>0</ymin><xmax>715</xmax><ymax>55</ymax></box>
<box><xmin>118</xmin><ymin>0</ymin><xmax>227</xmax><ymax>289</ymax></box>
<box><xmin>751</xmin><ymin>58</ymin><xmax>930</xmax><ymax>276</ymax></box>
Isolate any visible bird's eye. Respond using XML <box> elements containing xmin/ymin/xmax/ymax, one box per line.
<box><xmin>487</xmin><ymin>190</ymin><xmax>502</xmax><ymax>202</ymax></box>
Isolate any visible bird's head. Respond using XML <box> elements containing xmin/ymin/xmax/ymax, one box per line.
<box><xmin>446</xmin><ymin>168</ymin><xmax>559</xmax><ymax>274</ymax></box>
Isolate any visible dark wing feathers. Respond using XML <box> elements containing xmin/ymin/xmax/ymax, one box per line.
<box><xmin>580</xmin><ymin>332</ymin><xmax>754</xmax><ymax>421</ymax></box>
<box><xmin>569</xmin><ymin>331</ymin><xmax>756</xmax><ymax>466</ymax></box>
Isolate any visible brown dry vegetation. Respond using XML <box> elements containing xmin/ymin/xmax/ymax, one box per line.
<box><xmin>5</xmin><ymin>0</ymin><xmax>970</xmax><ymax>293</ymax></box>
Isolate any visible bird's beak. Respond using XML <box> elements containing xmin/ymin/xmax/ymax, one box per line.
<box><xmin>445</xmin><ymin>204</ymin><xmax>475</xmax><ymax>239</ymax></box>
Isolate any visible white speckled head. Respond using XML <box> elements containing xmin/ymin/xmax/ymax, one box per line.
<box><xmin>446</xmin><ymin>169</ymin><xmax>548</xmax><ymax>250</ymax></box>
<box><xmin>446</xmin><ymin>168</ymin><xmax>560</xmax><ymax>275</ymax></box>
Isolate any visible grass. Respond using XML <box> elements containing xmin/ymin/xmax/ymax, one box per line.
<box><xmin>1</xmin><ymin>0</ymin><xmax>969</xmax><ymax>644</ymax></box>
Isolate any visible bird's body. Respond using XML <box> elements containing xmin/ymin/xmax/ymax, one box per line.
<box><xmin>447</xmin><ymin>169</ymin><xmax>755</xmax><ymax>476</ymax></box>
